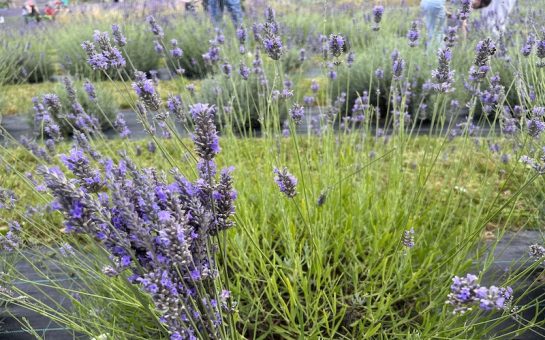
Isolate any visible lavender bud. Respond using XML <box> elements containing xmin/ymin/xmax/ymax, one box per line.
<box><xmin>273</xmin><ymin>167</ymin><xmax>298</xmax><ymax>198</ymax></box>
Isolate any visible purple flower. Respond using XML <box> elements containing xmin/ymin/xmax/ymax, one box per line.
<box><xmin>132</xmin><ymin>71</ymin><xmax>161</xmax><ymax>111</ymax></box>
<box><xmin>372</xmin><ymin>5</ymin><xmax>384</xmax><ymax>31</ymax></box>
<box><xmin>328</xmin><ymin>34</ymin><xmax>347</xmax><ymax>58</ymax></box>
<box><xmin>469</xmin><ymin>39</ymin><xmax>496</xmax><ymax>82</ymax></box>
<box><xmin>146</xmin><ymin>16</ymin><xmax>164</xmax><ymax>38</ymax></box>
<box><xmin>236</xmin><ymin>26</ymin><xmax>246</xmax><ymax>44</ymax></box>
<box><xmin>431</xmin><ymin>48</ymin><xmax>455</xmax><ymax>92</ymax></box>
<box><xmin>238</xmin><ymin>63</ymin><xmax>250</xmax><ymax>80</ymax></box>
<box><xmin>407</xmin><ymin>21</ymin><xmax>419</xmax><ymax>47</ymax></box>
<box><xmin>311</xmin><ymin>80</ymin><xmax>319</xmax><ymax>93</ymax></box>
<box><xmin>263</xmin><ymin>35</ymin><xmax>283</xmax><ymax>60</ymax></box>
<box><xmin>114</xmin><ymin>112</ymin><xmax>131</xmax><ymax>138</ymax></box>
<box><xmin>289</xmin><ymin>103</ymin><xmax>305</xmax><ymax>126</ymax></box>
<box><xmin>402</xmin><ymin>228</ymin><xmax>415</xmax><ymax>248</ymax></box>
<box><xmin>111</xmin><ymin>24</ymin><xmax>127</xmax><ymax>47</ymax></box>
<box><xmin>83</xmin><ymin>80</ymin><xmax>97</xmax><ymax>102</ymax></box>
<box><xmin>458</xmin><ymin>0</ymin><xmax>472</xmax><ymax>21</ymax></box>
<box><xmin>273</xmin><ymin>167</ymin><xmax>298</xmax><ymax>198</ymax></box>
<box><xmin>527</xmin><ymin>118</ymin><xmax>545</xmax><ymax>138</ymax></box>
<box><xmin>447</xmin><ymin>274</ymin><xmax>511</xmax><ymax>314</ymax></box>
<box><xmin>190</xmin><ymin>104</ymin><xmax>220</xmax><ymax>160</ymax></box>
<box><xmin>521</xmin><ymin>34</ymin><xmax>535</xmax><ymax>57</ymax></box>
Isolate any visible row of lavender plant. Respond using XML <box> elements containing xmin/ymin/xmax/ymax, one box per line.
<box><xmin>1</xmin><ymin>0</ymin><xmax>545</xmax><ymax>338</ymax></box>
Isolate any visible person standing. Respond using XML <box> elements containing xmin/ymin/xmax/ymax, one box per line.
<box><xmin>480</xmin><ymin>0</ymin><xmax>516</xmax><ymax>35</ymax></box>
<box><xmin>208</xmin><ymin>0</ymin><xmax>243</xmax><ymax>27</ymax></box>
<box><xmin>421</xmin><ymin>0</ymin><xmax>446</xmax><ymax>48</ymax></box>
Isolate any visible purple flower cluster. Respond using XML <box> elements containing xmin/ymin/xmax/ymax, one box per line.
<box><xmin>38</xmin><ymin>101</ymin><xmax>237</xmax><ymax>339</ymax></box>
<box><xmin>167</xmin><ymin>95</ymin><xmax>185</xmax><ymax>122</ymax></box>
<box><xmin>114</xmin><ymin>112</ymin><xmax>131</xmax><ymax>138</ymax></box>
<box><xmin>132</xmin><ymin>71</ymin><xmax>162</xmax><ymax>112</ymax></box>
<box><xmin>146</xmin><ymin>15</ymin><xmax>164</xmax><ymax>38</ymax></box>
<box><xmin>402</xmin><ymin>228</ymin><xmax>415</xmax><ymax>248</ymax></box>
<box><xmin>458</xmin><ymin>0</ymin><xmax>472</xmax><ymax>21</ymax></box>
<box><xmin>407</xmin><ymin>21</ymin><xmax>419</xmax><ymax>47</ymax></box>
<box><xmin>431</xmin><ymin>48</ymin><xmax>455</xmax><ymax>92</ymax></box>
<box><xmin>468</xmin><ymin>38</ymin><xmax>496</xmax><ymax>82</ymax></box>
<box><xmin>260</xmin><ymin>7</ymin><xmax>283</xmax><ymax>60</ymax></box>
<box><xmin>447</xmin><ymin>274</ymin><xmax>512</xmax><ymax>314</ymax></box>
<box><xmin>273</xmin><ymin>167</ymin><xmax>298</xmax><ymax>198</ymax></box>
<box><xmin>372</xmin><ymin>5</ymin><xmax>384</xmax><ymax>31</ymax></box>
<box><xmin>328</xmin><ymin>34</ymin><xmax>348</xmax><ymax>58</ymax></box>
<box><xmin>537</xmin><ymin>30</ymin><xmax>545</xmax><ymax>67</ymax></box>
<box><xmin>0</xmin><ymin>188</ymin><xmax>17</xmax><ymax>210</ymax></box>
<box><xmin>289</xmin><ymin>103</ymin><xmax>305</xmax><ymax>126</ymax></box>
<box><xmin>0</xmin><ymin>221</ymin><xmax>22</xmax><ymax>252</ymax></box>
<box><xmin>111</xmin><ymin>24</ymin><xmax>127</xmax><ymax>47</ymax></box>
<box><xmin>82</xmin><ymin>29</ymin><xmax>126</xmax><ymax>71</ymax></box>
<box><xmin>190</xmin><ymin>104</ymin><xmax>220</xmax><ymax>160</ymax></box>
<box><xmin>521</xmin><ymin>34</ymin><xmax>535</xmax><ymax>57</ymax></box>
<box><xmin>170</xmin><ymin>39</ymin><xmax>183</xmax><ymax>59</ymax></box>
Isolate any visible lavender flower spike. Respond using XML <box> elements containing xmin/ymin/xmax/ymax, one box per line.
<box><xmin>372</xmin><ymin>5</ymin><xmax>384</xmax><ymax>31</ymax></box>
<box><xmin>273</xmin><ymin>167</ymin><xmax>298</xmax><ymax>198</ymax></box>
<box><xmin>289</xmin><ymin>103</ymin><xmax>305</xmax><ymax>126</ymax></box>
<box><xmin>431</xmin><ymin>48</ymin><xmax>455</xmax><ymax>92</ymax></box>
<box><xmin>190</xmin><ymin>103</ymin><xmax>220</xmax><ymax>160</ymax></box>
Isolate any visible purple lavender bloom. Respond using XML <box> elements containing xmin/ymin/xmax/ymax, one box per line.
<box><xmin>527</xmin><ymin>119</ymin><xmax>545</xmax><ymax>138</ymax></box>
<box><xmin>171</xmin><ymin>47</ymin><xmax>183</xmax><ymax>59</ymax></box>
<box><xmin>469</xmin><ymin>38</ymin><xmax>496</xmax><ymax>82</ymax></box>
<box><xmin>0</xmin><ymin>188</ymin><xmax>17</xmax><ymax>210</ymax></box>
<box><xmin>222</xmin><ymin>63</ymin><xmax>232</xmax><ymax>77</ymax></box>
<box><xmin>328</xmin><ymin>34</ymin><xmax>347</xmax><ymax>58</ymax></box>
<box><xmin>147</xmin><ymin>141</ymin><xmax>156</xmax><ymax>153</ymax></box>
<box><xmin>431</xmin><ymin>48</ymin><xmax>455</xmax><ymax>92</ymax></box>
<box><xmin>111</xmin><ymin>24</ymin><xmax>127</xmax><ymax>47</ymax></box>
<box><xmin>304</xmin><ymin>96</ymin><xmax>315</xmax><ymax>106</ymax></box>
<box><xmin>190</xmin><ymin>104</ymin><xmax>220</xmax><ymax>160</ymax></box>
<box><xmin>132</xmin><ymin>71</ymin><xmax>161</xmax><ymax>111</ymax></box>
<box><xmin>83</xmin><ymin>80</ymin><xmax>97</xmax><ymax>102</ymax></box>
<box><xmin>153</xmin><ymin>40</ymin><xmax>164</xmax><ymax>54</ymax></box>
<box><xmin>235</xmin><ymin>63</ymin><xmax>249</xmax><ymax>81</ymax></box>
<box><xmin>521</xmin><ymin>34</ymin><xmax>535</xmax><ymax>57</ymax></box>
<box><xmin>289</xmin><ymin>103</ymin><xmax>305</xmax><ymax>126</ymax></box>
<box><xmin>444</xmin><ymin>26</ymin><xmax>458</xmax><ymax>48</ymax></box>
<box><xmin>114</xmin><ymin>113</ymin><xmax>131</xmax><ymax>138</ymax></box>
<box><xmin>327</xmin><ymin>63</ymin><xmax>337</xmax><ymax>80</ymax></box>
<box><xmin>346</xmin><ymin>51</ymin><xmax>355</xmax><ymax>66</ymax></box>
<box><xmin>537</xmin><ymin>31</ymin><xmax>545</xmax><ymax>67</ymax></box>
<box><xmin>458</xmin><ymin>0</ymin><xmax>472</xmax><ymax>21</ymax></box>
<box><xmin>375</xmin><ymin>68</ymin><xmax>384</xmax><ymax>79</ymax></box>
<box><xmin>407</xmin><ymin>21</ymin><xmax>420</xmax><ymax>47</ymax></box>
<box><xmin>392</xmin><ymin>58</ymin><xmax>405</xmax><ymax>81</ymax></box>
<box><xmin>146</xmin><ymin>15</ymin><xmax>164</xmax><ymax>38</ymax></box>
<box><xmin>263</xmin><ymin>35</ymin><xmax>283</xmax><ymax>60</ymax></box>
<box><xmin>372</xmin><ymin>5</ymin><xmax>384</xmax><ymax>31</ymax></box>
<box><xmin>311</xmin><ymin>80</ymin><xmax>319</xmax><ymax>93</ymax></box>
<box><xmin>447</xmin><ymin>274</ymin><xmax>511</xmax><ymax>314</ymax></box>
<box><xmin>42</xmin><ymin>94</ymin><xmax>62</xmax><ymax>116</ymax></box>
<box><xmin>0</xmin><ymin>221</ymin><xmax>22</xmax><ymax>252</ymax></box>
<box><xmin>236</xmin><ymin>26</ymin><xmax>246</xmax><ymax>45</ymax></box>
<box><xmin>167</xmin><ymin>95</ymin><xmax>184</xmax><ymax>122</ymax></box>
<box><xmin>273</xmin><ymin>167</ymin><xmax>298</xmax><ymax>198</ymax></box>
<box><xmin>299</xmin><ymin>48</ymin><xmax>306</xmax><ymax>62</ymax></box>
<box><xmin>402</xmin><ymin>228</ymin><xmax>415</xmax><ymax>248</ymax></box>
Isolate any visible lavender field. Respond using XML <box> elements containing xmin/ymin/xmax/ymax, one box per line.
<box><xmin>1</xmin><ymin>0</ymin><xmax>545</xmax><ymax>338</ymax></box>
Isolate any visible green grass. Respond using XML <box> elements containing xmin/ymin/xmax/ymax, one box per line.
<box><xmin>1</xmin><ymin>131</ymin><xmax>543</xmax><ymax>338</ymax></box>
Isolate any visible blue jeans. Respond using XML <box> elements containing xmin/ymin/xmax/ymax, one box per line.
<box><xmin>209</xmin><ymin>0</ymin><xmax>243</xmax><ymax>27</ymax></box>
<box><xmin>421</xmin><ymin>0</ymin><xmax>445</xmax><ymax>48</ymax></box>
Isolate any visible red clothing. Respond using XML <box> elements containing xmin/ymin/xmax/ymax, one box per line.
<box><xmin>45</xmin><ymin>7</ymin><xmax>56</xmax><ymax>16</ymax></box>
